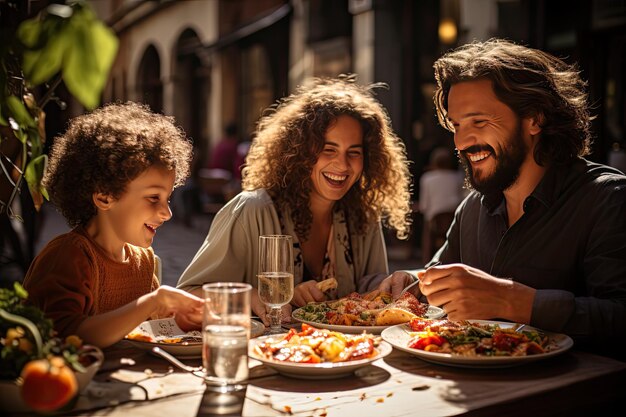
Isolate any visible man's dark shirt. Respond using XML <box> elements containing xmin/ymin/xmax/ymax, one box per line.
<box><xmin>434</xmin><ymin>158</ymin><xmax>626</xmax><ymax>343</ymax></box>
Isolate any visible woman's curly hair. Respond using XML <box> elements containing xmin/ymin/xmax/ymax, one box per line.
<box><xmin>242</xmin><ymin>76</ymin><xmax>412</xmax><ymax>240</ymax></box>
<box><xmin>44</xmin><ymin>101</ymin><xmax>193</xmax><ymax>227</ymax></box>
<box><xmin>433</xmin><ymin>38</ymin><xmax>592</xmax><ymax>166</ymax></box>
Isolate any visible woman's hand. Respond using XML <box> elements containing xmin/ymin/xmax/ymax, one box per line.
<box><xmin>291</xmin><ymin>280</ymin><xmax>326</xmax><ymax>307</ymax></box>
<box><xmin>251</xmin><ymin>288</ymin><xmax>292</xmax><ymax>326</ymax></box>
<box><xmin>377</xmin><ymin>271</ymin><xmax>417</xmax><ymax>299</ymax></box>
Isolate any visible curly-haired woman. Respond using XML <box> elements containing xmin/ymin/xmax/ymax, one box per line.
<box><xmin>177</xmin><ymin>76</ymin><xmax>413</xmax><ymax>323</ymax></box>
<box><xmin>23</xmin><ymin>102</ymin><xmax>203</xmax><ymax>347</ymax></box>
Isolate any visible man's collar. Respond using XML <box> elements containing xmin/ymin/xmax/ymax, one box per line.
<box><xmin>480</xmin><ymin>192</ymin><xmax>504</xmax><ymax>213</ymax></box>
<box><xmin>530</xmin><ymin>158</ymin><xmax>590</xmax><ymax>208</ymax></box>
<box><xmin>480</xmin><ymin>158</ymin><xmax>587</xmax><ymax>213</ymax></box>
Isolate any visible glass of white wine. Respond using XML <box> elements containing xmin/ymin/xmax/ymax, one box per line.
<box><xmin>258</xmin><ymin>235</ymin><xmax>294</xmax><ymax>334</ymax></box>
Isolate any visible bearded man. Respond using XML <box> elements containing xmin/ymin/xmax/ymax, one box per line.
<box><xmin>382</xmin><ymin>39</ymin><xmax>626</xmax><ymax>358</ymax></box>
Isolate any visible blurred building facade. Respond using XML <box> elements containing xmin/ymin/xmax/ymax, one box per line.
<box><xmin>89</xmin><ymin>0</ymin><xmax>626</xmax><ymax>192</ymax></box>
<box><xmin>2</xmin><ymin>0</ymin><xmax>624</xmax><ymax>282</ymax></box>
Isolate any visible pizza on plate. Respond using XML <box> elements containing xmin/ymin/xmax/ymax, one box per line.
<box><xmin>294</xmin><ymin>291</ymin><xmax>429</xmax><ymax>326</ymax></box>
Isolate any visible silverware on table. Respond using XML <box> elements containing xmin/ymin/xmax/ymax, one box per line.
<box><xmin>514</xmin><ymin>324</ymin><xmax>526</xmax><ymax>332</ymax></box>
<box><xmin>399</xmin><ymin>261</ymin><xmax>442</xmax><ymax>297</ymax></box>
<box><xmin>152</xmin><ymin>347</ymin><xmax>204</xmax><ymax>377</ymax></box>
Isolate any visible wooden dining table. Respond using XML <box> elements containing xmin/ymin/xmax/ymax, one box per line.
<box><xmin>29</xmin><ymin>334</ymin><xmax>625</xmax><ymax>417</ymax></box>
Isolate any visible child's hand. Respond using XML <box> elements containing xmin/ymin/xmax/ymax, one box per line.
<box><xmin>153</xmin><ymin>286</ymin><xmax>203</xmax><ymax>330</ymax></box>
<box><xmin>175</xmin><ymin>312</ymin><xmax>202</xmax><ymax>332</ymax></box>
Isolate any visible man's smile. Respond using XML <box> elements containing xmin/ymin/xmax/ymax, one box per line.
<box><xmin>459</xmin><ymin>145</ymin><xmax>495</xmax><ymax>164</ymax></box>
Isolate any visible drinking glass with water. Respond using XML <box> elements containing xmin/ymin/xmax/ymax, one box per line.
<box><xmin>201</xmin><ymin>282</ymin><xmax>252</xmax><ymax>392</ymax></box>
<box><xmin>258</xmin><ymin>235</ymin><xmax>294</xmax><ymax>334</ymax></box>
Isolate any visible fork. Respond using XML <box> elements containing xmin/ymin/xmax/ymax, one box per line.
<box><xmin>399</xmin><ymin>261</ymin><xmax>441</xmax><ymax>297</ymax></box>
<box><xmin>152</xmin><ymin>347</ymin><xmax>203</xmax><ymax>377</ymax></box>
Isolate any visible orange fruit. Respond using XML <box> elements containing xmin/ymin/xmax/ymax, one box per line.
<box><xmin>65</xmin><ymin>335</ymin><xmax>83</xmax><ymax>349</ymax></box>
<box><xmin>20</xmin><ymin>356</ymin><xmax>78</xmax><ymax>412</ymax></box>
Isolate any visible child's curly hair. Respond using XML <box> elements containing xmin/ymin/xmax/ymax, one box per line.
<box><xmin>44</xmin><ymin>102</ymin><xmax>193</xmax><ymax>227</ymax></box>
<box><xmin>242</xmin><ymin>76</ymin><xmax>412</xmax><ymax>240</ymax></box>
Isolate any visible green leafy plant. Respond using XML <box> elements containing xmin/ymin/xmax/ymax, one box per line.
<box><xmin>0</xmin><ymin>0</ymin><xmax>118</xmax><ymax>217</ymax></box>
<box><xmin>0</xmin><ymin>281</ymin><xmax>90</xmax><ymax>380</ymax></box>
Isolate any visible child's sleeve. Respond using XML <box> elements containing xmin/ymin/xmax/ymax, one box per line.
<box><xmin>23</xmin><ymin>239</ymin><xmax>97</xmax><ymax>337</ymax></box>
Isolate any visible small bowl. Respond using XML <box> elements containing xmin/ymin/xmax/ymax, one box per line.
<box><xmin>74</xmin><ymin>345</ymin><xmax>104</xmax><ymax>392</ymax></box>
<box><xmin>0</xmin><ymin>345</ymin><xmax>103</xmax><ymax>413</ymax></box>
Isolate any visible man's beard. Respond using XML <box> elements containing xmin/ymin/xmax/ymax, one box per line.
<box><xmin>459</xmin><ymin>122</ymin><xmax>528</xmax><ymax>196</ymax></box>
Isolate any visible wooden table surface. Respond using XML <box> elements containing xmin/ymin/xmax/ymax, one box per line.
<box><xmin>32</xmin><ymin>341</ymin><xmax>625</xmax><ymax>417</ymax></box>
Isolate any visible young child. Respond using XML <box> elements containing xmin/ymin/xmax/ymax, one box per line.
<box><xmin>23</xmin><ymin>102</ymin><xmax>203</xmax><ymax>348</ymax></box>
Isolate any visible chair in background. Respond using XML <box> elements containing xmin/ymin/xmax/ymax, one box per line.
<box><xmin>422</xmin><ymin>211</ymin><xmax>455</xmax><ymax>264</ymax></box>
<box><xmin>196</xmin><ymin>168</ymin><xmax>232</xmax><ymax>215</ymax></box>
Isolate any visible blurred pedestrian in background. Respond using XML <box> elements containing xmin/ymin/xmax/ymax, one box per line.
<box><xmin>418</xmin><ymin>146</ymin><xmax>465</xmax><ymax>263</ymax></box>
<box><xmin>208</xmin><ymin>122</ymin><xmax>241</xmax><ymax>178</ymax></box>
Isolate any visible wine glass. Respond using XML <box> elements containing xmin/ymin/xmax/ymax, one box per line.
<box><xmin>258</xmin><ymin>235</ymin><xmax>294</xmax><ymax>334</ymax></box>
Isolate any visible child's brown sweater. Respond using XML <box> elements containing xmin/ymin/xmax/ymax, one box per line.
<box><xmin>23</xmin><ymin>227</ymin><xmax>159</xmax><ymax>337</ymax></box>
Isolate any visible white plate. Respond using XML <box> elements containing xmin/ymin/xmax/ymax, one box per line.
<box><xmin>381</xmin><ymin>320</ymin><xmax>574</xmax><ymax>368</ymax></box>
<box><xmin>292</xmin><ymin>305</ymin><xmax>445</xmax><ymax>334</ymax></box>
<box><xmin>125</xmin><ymin>318</ymin><xmax>265</xmax><ymax>358</ymax></box>
<box><xmin>249</xmin><ymin>334</ymin><xmax>392</xmax><ymax>379</ymax></box>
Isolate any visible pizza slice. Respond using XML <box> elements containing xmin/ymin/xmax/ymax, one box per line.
<box><xmin>375</xmin><ymin>308</ymin><xmax>417</xmax><ymax>326</ymax></box>
<box><xmin>316</xmin><ymin>278</ymin><xmax>338</xmax><ymax>295</ymax></box>
<box><xmin>375</xmin><ymin>293</ymin><xmax>430</xmax><ymax>326</ymax></box>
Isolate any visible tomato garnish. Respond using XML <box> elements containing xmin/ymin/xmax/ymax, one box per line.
<box><xmin>408</xmin><ymin>334</ymin><xmax>446</xmax><ymax>350</ymax></box>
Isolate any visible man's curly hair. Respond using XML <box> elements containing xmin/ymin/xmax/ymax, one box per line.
<box><xmin>242</xmin><ymin>76</ymin><xmax>412</xmax><ymax>240</ymax></box>
<box><xmin>433</xmin><ymin>38</ymin><xmax>592</xmax><ymax>166</ymax></box>
<box><xmin>44</xmin><ymin>102</ymin><xmax>193</xmax><ymax>227</ymax></box>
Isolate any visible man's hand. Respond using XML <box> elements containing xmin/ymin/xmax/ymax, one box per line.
<box><xmin>251</xmin><ymin>289</ymin><xmax>292</xmax><ymax>326</ymax></box>
<box><xmin>418</xmin><ymin>263</ymin><xmax>535</xmax><ymax>323</ymax></box>
<box><xmin>291</xmin><ymin>280</ymin><xmax>326</xmax><ymax>307</ymax></box>
<box><xmin>377</xmin><ymin>271</ymin><xmax>417</xmax><ymax>299</ymax></box>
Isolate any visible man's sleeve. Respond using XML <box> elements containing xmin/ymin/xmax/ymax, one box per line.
<box><xmin>531</xmin><ymin>180</ymin><xmax>626</xmax><ymax>339</ymax></box>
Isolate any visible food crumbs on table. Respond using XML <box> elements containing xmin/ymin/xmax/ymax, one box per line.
<box><xmin>315</xmin><ymin>397</ymin><xmax>321</xmax><ymax>401</ymax></box>
<box><xmin>320</xmin><ymin>412</ymin><xmax>327</xmax><ymax>417</ymax></box>
<box><xmin>376</xmin><ymin>398</ymin><xmax>385</xmax><ymax>403</ymax></box>
<box><xmin>144</xmin><ymin>368</ymin><xmax>153</xmax><ymax>376</ymax></box>
<box><xmin>359</xmin><ymin>393</ymin><xmax>367</xmax><ymax>400</ymax></box>
<box><xmin>284</xmin><ymin>405</ymin><xmax>292</xmax><ymax>414</ymax></box>
<box><xmin>387</xmin><ymin>393</ymin><xmax>393</xmax><ymax>397</ymax></box>
<box><xmin>412</xmin><ymin>385</ymin><xmax>431</xmax><ymax>391</ymax></box>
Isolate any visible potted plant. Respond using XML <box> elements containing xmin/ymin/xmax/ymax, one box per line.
<box><xmin>1</xmin><ymin>0</ymin><xmax>118</xmax><ymax>279</ymax></box>
<box><xmin>0</xmin><ymin>281</ymin><xmax>104</xmax><ymax>413</ymax></box>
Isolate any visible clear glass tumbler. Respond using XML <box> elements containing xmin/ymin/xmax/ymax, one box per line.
<box><xmin>202</xmin><ymin>282</ymin><xmax>252</xmax><ymax>392</ymax></box>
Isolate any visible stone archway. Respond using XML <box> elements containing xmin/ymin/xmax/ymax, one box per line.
<box><xmin>173</xmin><ymin>28</ymin><xmax>210</xmax><ymax>165</ymax></box>
<box><xmin>137</xmin><ymin>45</ymin><xmax>163</xmax><ymax>112</ymax></box>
